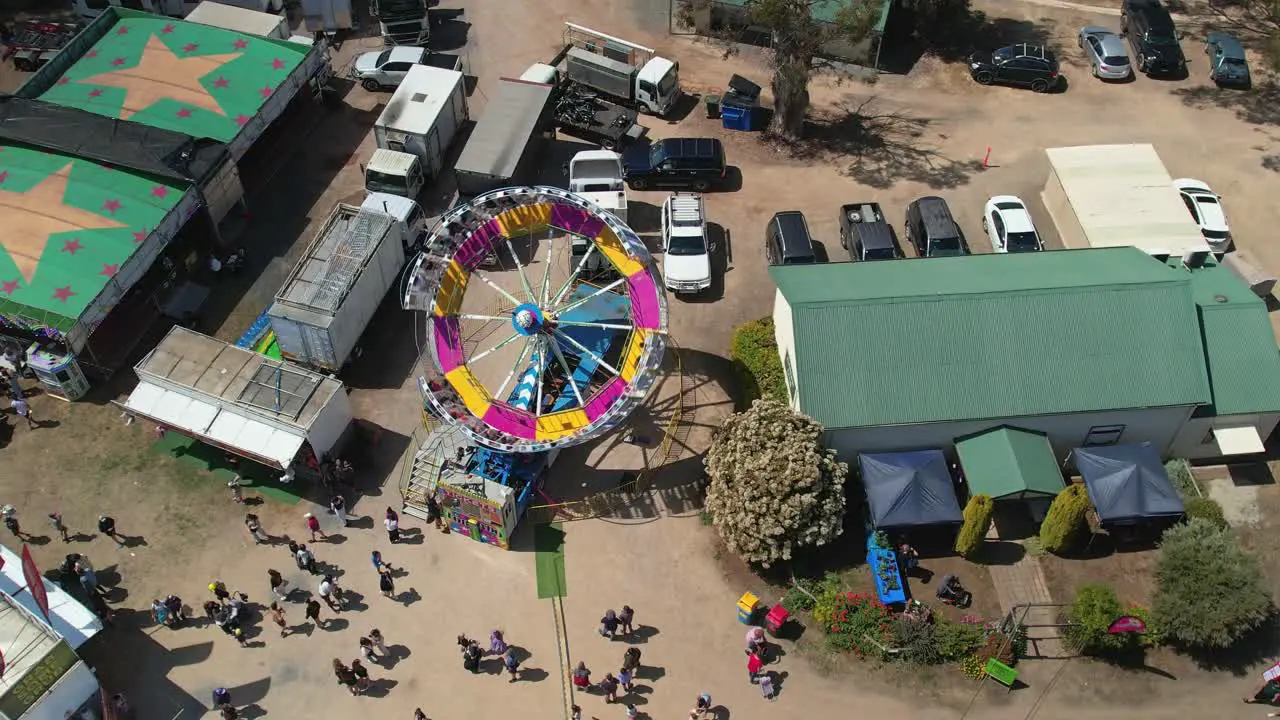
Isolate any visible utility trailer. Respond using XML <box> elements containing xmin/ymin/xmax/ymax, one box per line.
<box><xmin>3</xmin><ymin>21</ymin><xmax>80</xmax><ymax>72</ymax></box>
<box><xmin>552</xmin><ymin>85</ymin><xmax>644</xmax><ymax>151</ymax></box>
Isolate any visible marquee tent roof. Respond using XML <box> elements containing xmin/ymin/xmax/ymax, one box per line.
<box><xmin>956</xmin><ymin>426</ymin><xmax>1065</xmax><ymax>500</ymax></box>
<box><xmin>1074</xmin><ymin>443</ymin><xmax>1185</xmax><ymax>523</ymax></box>
<box><xmin>859</xmin><ymin>450</ymin><xmax>963</xmax><ymax>529</ymax></box>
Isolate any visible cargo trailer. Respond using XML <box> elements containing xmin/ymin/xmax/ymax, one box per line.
<box><xmin>373</xmin><ymin>64</ymin><xmax>468</xmax><ymax>180</ymax></box>
<box><xmin>452</xmin><ymin>77</ymin><xmax>555</xmax><ymax>197</ymax></box>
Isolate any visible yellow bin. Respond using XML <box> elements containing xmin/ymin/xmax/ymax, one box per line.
<box><xmin>737</xmin><ymin>591</ymin><xmax>760</xmax><ymax>624</ymax></box>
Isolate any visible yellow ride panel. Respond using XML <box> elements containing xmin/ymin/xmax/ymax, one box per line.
<box><xmin>593</xmin><ymin>225</ymin><xmax>644</xmax><ymax>277</ymax></box>
<box><xmin>496</xmin><ymin>203</ymin><xmax>552</xmax><ymax>237</ymax></box>
<box><xmin>536</xmin><ymin>409</ymin><xmax>590</xmax><ymax>440</ymax></box>
<box><xmin>445</xmin><ymin>366</ymin><xmax>492</xmax><ymax>417</ymax></box>
<box><xmin>619</xmin><ymin>330</ymin><xmax>649</xmax><ymax>382</ymax></box>
<box><xmin>434</xmin><ymin>260</ymin><xmax>469</xmax><ymax>316</ymax></box>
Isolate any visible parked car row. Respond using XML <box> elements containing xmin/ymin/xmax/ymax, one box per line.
<box><xmin>967</xmin><ymin>0</ymin><xmax>1250</xmax><ymax>92</ymax></box>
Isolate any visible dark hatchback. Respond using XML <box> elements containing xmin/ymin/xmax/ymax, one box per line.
<box><xmin>968</xmin><ymin>44</ymin><xmax>1061</xmax><ymax>92</ymax></box>
<box><xmin>621</xmin><ymin>138</ymin><xmax>727</xmax><ymax>191</ymax></box>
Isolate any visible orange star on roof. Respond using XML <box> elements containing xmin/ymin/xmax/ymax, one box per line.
<box><xmin>75</xmin><ymin>34</ymin><xmax>241</xmax><ymax>120</ymax></box>
<box><xmin>0</xmin><ymin>163</ymin><xmax>128</xmax><ymax>283</ymax></box>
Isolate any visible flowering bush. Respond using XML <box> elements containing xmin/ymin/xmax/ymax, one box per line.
<box><xmin>935</xmin><ymin>616</ymin><xmax>985</xmax><ymax>661</ymax></box>
<box><xmin>960</xmin><ymin>652</ymin><xmax>988</xmax><ymax>679</ymax></box>
<box><xmin>819</xmin><ymin>591</ymin><xmax>894</xmax><ymax>656</ymax></box>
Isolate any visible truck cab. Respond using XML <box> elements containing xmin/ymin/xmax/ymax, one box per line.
<box><xmin>363</xmin><ymin>192</ymin><xmax>427</xmax><ymax>253</ymax></box>
<box><xmin>567</xmin><ymin>150</ymin><xmax>628</xmax><ymax>224</ymax></box>
<box><xmin>365</xmin><ymin>148</ymin><xmax>425</xmax><ymax>200</ymax></box>
<box><xmin>661</xmin><ymin>192</ymin><xmax>714</xmax><ymax>294</ymax></box>
<box><xmin>370</xmin><ymin>0</ymin><xmax>429</xmax><ymax>46</ymax></box>
<box><xmin>635</xmin><ymin>56</ymin><xmax>679</xmax><ymax>116</ymax></box>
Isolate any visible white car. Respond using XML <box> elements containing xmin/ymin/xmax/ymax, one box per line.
<box><xmin>982</xmin><ymin>195</ymin><xmax>1043</xmax><ymax>253</ymax></box>
<box><xmin>661</xmin><ymin>193</ymin><xmax>714</xmax><ymax>294</ymax></box>
<box><xmin>1174</xmin><ymin>178</ymin><xmax>1231</xmax><ymax>252</ymax></box>
<box><xmin>352</xmin><ymin>46</ymin><xmax>426</xmax><ymax>91</ymax></box>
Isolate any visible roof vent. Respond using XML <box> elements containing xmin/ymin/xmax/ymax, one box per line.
<box><xmin>1213</xmin><ymin>294</ymin><xmax>1229</xmax><ymax>304</ymax></box>
<box><xmin>1183</xmin><ymin>250</ymin><xmax>1210</xmax><ymax>269</ymax></box>
<box><xmin>411</xmin><ymin>93</ymin><xmax>428</xmax><ymax>103</ymax></box>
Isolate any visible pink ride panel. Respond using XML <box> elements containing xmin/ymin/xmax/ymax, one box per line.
<box><xmin>584</xmin><ymin>377</ymin><xmax>627</xmax><ymax>420</ymax></box>
<box><xmin>483</xmin><ymin>404</ymin><xmax>538</xmax><ymax>439</ymax></box>
<box><xmin>433</xmin><ymin>316</ymin><xmax>466</xmax><ymax>373</ymax></box>
<box><xmin>551</xmin><ymin>204</ymin><xmax>590</xmax><ymax>235</ymax></box>
<box><xmin>455</xmin><ymin>221</ymin><xmax>502</xmax><ymax>270</ymax></box>
<box><xmin>625</xmin><ymin>273</ymin><xmax>662</xmax><ymax>330</ymax></box>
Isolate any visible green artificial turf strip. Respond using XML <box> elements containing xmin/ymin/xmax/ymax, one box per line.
<box><xmin>534</xmin><ymin>523</ymin><xmax>567</xmax><ymax>599</ymax></box>
<box><xmin>151</xmin><ymin>432</ymin><xmax>303</xmax><ymax>505</ymax></box>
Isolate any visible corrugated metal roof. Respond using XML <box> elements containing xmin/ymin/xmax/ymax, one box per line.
<box><xmin>713</xmin><ymin>0</ymin><xmax>892</xmax><ymax>31</ymax></box>
<box><xmin>772</xmin><ymin>248</ymin><xmax>1211</xmax><ymax>429</ymax></box>
<box><xmin>956</xmin><ymin>426</ymin><xmax>1065</xmax><ymax>499</ymax></box>
<box><xmin>1045</xmin><ymin>144</ymin><xmax>1209</xmax><ymax>255</ymax></box>
<box><xmin>1187</xmin><ymin>261</ymin><xmax>1280</xmax><ymax>416</ymax></box>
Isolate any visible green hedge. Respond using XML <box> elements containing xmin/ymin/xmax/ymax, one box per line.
<box><xmin>954</xmin><ymin>494</ymin><xmax>994</xmax><ymax>559</ymax></box>
<box><xmin>1040</xmin><ymin>484</ymin><xmax>1090</xmax><ymax>554</ymax></box>
<box><xmin>730</xmin><ymin>317</ymin><xmax>787</xmax><ymax>406</ymax></box>
<box><xmin>1183</xmin><ymin>496</ymin><xmax>1228</xmax><ymax>530</ymax></box>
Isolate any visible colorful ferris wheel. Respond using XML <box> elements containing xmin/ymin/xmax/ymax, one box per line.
<box><xmin>403</xmin><ymin>186</ymin><xmax>668</xmax><ymax>453</ymax></box>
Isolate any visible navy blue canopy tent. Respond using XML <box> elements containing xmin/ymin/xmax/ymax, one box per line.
<box><xmin>1074</xmin><ymin>443</ymin><xmax>1185</xmax><ymax>524</ymax></box>
<box><xmin>859</xmin><ymin>450</ymin><xmax>963</xmax><ymax>529</ymax></box>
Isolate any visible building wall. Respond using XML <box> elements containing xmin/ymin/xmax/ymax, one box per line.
<box><xmin>1170</xmin><ymin>412</ymin><xmax>1280</xmax><ymax>459</ymax></box>
<box><xmin>771</xmin><ymin>289</ymin><xmax>799</xmax><ymax>407</ymax></box>
<box><xmin>824</xmin><ymin>404</ymin><xmax>1196</xmax><ymax>463</ymax></box>
<box><xmin>1041</xmin><ymin>167</ymin><xmax>1087</xmax><ymax>250</ymax></box>
<box><xmin>699</xmin><ymin>3</ymin><xmax>878</xmax><ymax>65</ymax></box>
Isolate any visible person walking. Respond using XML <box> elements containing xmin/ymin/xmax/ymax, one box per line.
<box><xmin>622</xmin><ymin>647</ymin><xmax>641</xmax><ymax>674</ymax></box>
<box><xmin>333</xmin><ymin>659</ymin><xmax>359</xmax><ymax>696</ymax></box>
<box><xmin>599</xmin><ymin>609</ymin><xmax>619</xmax><ymax>639</ymax></box>
<box><xmin>209</xmin><ymin>580</ymin><xmax>230</xmax><ymax>606</ymax></box>
<box><xmin>351</xmin><ymin>659</ymin><xmax>372</xmax><ymax>693</ymax></box>
<box><xmin>618</xmin><ymin>666</ymin><xmax>634</xmax><ymax>693</ymax></box>
<box><xmin>79</xmin><ymin>567</ymin><xmax>106</xmax><ymax>597</ymax></box>
<box><xmin>360</xmin><ymin>635</ymin><xmax>378</xmax><ymax>663</ymax></box>
<box><xmin>747</xmin><ymin>648</ymin><xmax>764</xmax><ymax>684</ymax></box>
<box><xmin>462</xmin><ymin>638</ymin><xmax>482</xmax><ymax>673</ymax></box>
<box><xmin>268</xmin><ymin>569</ymin><xmax>290</xmax><ymax>602</ymax></box>
<box><xmin>330</xmin><ymin>496</ymin><xmax>348</xmax><ymax>527</ymax></box>
<box><xmin>305</xmin><ymin>599</ymin><xmax>325</xmax><ymax>629</ymax></box>
<box><xmin>414</xmin><ymin>710</ymin><xmax>428</xmax><ymax>720</ymax></box>
<box><xmin>688</xmin><ymin>693</ymin><xmax>713</xmax><ymax>719</ymax></box>
<box><xmin>369</xmin><ymin>629</ymin><xmax>387</xmax><ymax>656</ymax></box>
<box><xmin>619</xmin><ymin>605</ymin><xmax>635</xmax><ymax>636</ymax></box>
<box><xmin>378</xmin><ymin>567</ymin><xmax>396</xmax><ymax>599</ymax></box>
<box><xmin>11</xmin><ymin>397</ymin><xmax>34</xmax><ymax>429</ymax></box>
<box><xmin>2</xmin><ymin>506</ymin><xmax>26</xmax><ymax>540</ymax></box>
<box><xmin>269</xmin><ymin>602</ymin><xmax>289</xmax><ymax>637</ymax></box>
<box><xmin>502</xmin><ymin>646</ymin><xmax>521</xmax><ymax>682</ymax></box>
<box><xmin>384</xmin><ymin>508</ymin><xmax>400</xmax><ymax>544</ymax></box>
<box><xmin>228</xmin><ymin>476</ymin><xmax>244</xmax><ymax>504</ymax></box>
<box><xmin>245</xmin><ymin>514</ymin><xmax>267</xmax><ymax>544</ymax></box>
<box><xmin>305</xmin><ymin>513</ymin><xmax>325</xmax><ymax>542</ymax></box>
<box><xmin>98</xmin><ymin>515</ymin><xmax>124</xmax><ymax>548</ymax></box>
<box><xmin>48</xmin><ymin>512</ymin><xmax>69</xmax><ymax>542</ymax></box>
<box><xmin>600</xmin><ymin>673</ymin><xmax>619</xmax><ymax>703</ymax></box>
<box><xmin>489</xmin><ymin>629</ymin><xmax>508</xmax><ymax>655</ymax></box>
<box><xmin>297</xmin><ymin>544</ymin><xmax>318</xmax><ymax>574</ymax></box>
<box><xmin>371</xmin><ymin>550</ymin><xmax>395</xmax><ymax>574</ymax></box>
<box><xmin>288</xmin><ymin>540</ymin><xmax>302</xmax><ymax>567</ymax></box>
<box><xmin>425</xmin><ymin>494</ymin><xmax>445</xmax><ymax>531</ymax></box>
<box><xmin>319</xmin><ymin>576</ymin><xmax>340</xmax><ymax>612</ymax></box>
<box><xmin>571</xmin><ymin>705</ymin><xmax>582</xmax><ymax>720</ymax></box>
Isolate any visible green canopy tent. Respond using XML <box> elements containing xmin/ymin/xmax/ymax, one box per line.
<box><xmin>955</xmin><ymin>426</ymin><xmax>1065</xmax><ymax>500</ymax></box>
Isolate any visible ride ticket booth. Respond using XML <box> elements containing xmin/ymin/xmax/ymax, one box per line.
<box><xmin>118</xmin><ymin>326</ymin><xmax>353</xmax><ymax>476</ymax></box>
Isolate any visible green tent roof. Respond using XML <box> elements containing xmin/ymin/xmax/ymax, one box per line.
<box><xmin>955</xmin><ymin>426</ymin><xmax>1064</xmax><ymax>500</ymax></box>
<box><xmin>1186</xmin><ymin>260</ymin><xmax>1280</xmax><ymax>416</ymax></box>
<box><xmin>37</xmin><ymin>14</ymin><xmax>306</xmax><ymax>142</ymax></box>
<box><xmin>771</xmin><ymin>248</ymin><xmax>1212</xmax><ymax>429</ymax></box>
<box><xmin>0</xmin><ymin>144</ymin><xmax>184</xmax><ymax>329</ymax></box>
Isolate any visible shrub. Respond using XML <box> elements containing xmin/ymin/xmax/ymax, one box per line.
<box><xmin>1039</xmin><ymin>484</ymin><xmax>1090</xmax><ymax>554</ymax></box>
<box><xmin>1182</xmin><ymin>496</ymin><xmax>1228</xmax><ymax>530</ymax></box>
<box><xmin>821</xmin><ymin>591</ymin><xmax>895</xmax><ymax>657</ymax></box>
<box><xmin>893</xmin><ymin>618</ymin><xmax>943</xmax><ymax>665</ymax></box>
<box><xmin>730</xmin><ymin>317</ymin><xmax>787</xmax><ymax>406</ymax></box>
<box><xmin>704</xmin><ymin>399</ymin><xmax>848</xmax><ymax>567</ymax></box>
<box><xmin>960</xmin><ymin>652</ymin><xmax>988</xmax><ymax>679</ymax></box>
<box><xmin>954</xmin><ymin>494</ymin><xmax>994</xmax><ymax>558</ymax></box>
<box><xmin>781</xmin><ymin>583</ymin><xmax>817</xmax><ymax>613</ymax></box>
<box><xmin>1122</xmin><ymin>604</ymin><xmax>1163</xmax><ymax>648</ymax></box>
<box><xmin>1064</xmin><ymin>584</ymin><xmax>1129</xmax><ymax>655</ymax></box>
<box><xmin>1164</xmin><ymin>458</ymin><xmax>1198</xmax><ymax>499</ymax></box>
<box><xmin>975</xmin><ymin>631</ymin><xmax>1017</xmax><ymax>666</ymax></box>
<box><xmin>1154</xmin><ymin>518</ymin><xmax>1271</xmax><ymax>648</ymax></box>
<box><xmin>935</xmin><ymin>616</ymin><xmax>985</xmax><ymax>661</ymax></box>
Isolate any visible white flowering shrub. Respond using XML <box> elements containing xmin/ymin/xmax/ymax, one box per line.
<box><xmin>704</xmin><ymin>398</ymin><xmax>848</xmax><ymax>567</ymax></box>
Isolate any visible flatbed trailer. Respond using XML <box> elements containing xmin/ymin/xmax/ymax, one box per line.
<box><xmin>4</xmin><ymin>21</ymin><xmax>81</xmax><ymax>72</ymax></box>
<box><xmin>553</xmin><ymin>82</ymin><xmax>644</xmax><ymax>150</ymax></box>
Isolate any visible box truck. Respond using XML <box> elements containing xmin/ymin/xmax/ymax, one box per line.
<box><xmin>369</xmin><ymin>0</ymin><xmax>430</xmax><ymax>46</ymax></box>
<box><xmin>268</xmin><ymin>196</ymin><xmax>424</xmax><ymax>373</ymax></box>
<box><xmin>373</xmin><ymin>64</ymin><xmax>468</xmax><ymax>180</ymax></box>
<box><xmin>538</xmin><ymin>22</ymin><xmax>681</xmax><ymax>117</ymax></box>
<box><xmin>452</xmin><ymin>77</ymin><xmax>555</xmax><ymax>198</ymax></box>
<box><xmin>73</xmin><ymin>0</ymin><xmax>282</xmax><ymax>20</ymax></box>
<box><xmin>184</xmin><ymin>1</ymin><xmax>290</xmax><ymax>39</ymax></box>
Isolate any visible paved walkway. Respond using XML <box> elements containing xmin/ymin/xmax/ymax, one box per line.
<box><xmin>985</xmin><ymin>527</ymin><xmax>1070</xmax><ymax>659</ymax></box>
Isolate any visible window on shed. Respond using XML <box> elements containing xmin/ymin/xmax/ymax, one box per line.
<box><xmin>1082</xmin><ymin>424</ymin><xmax>1124</xmax><ymax>446</ymax></box>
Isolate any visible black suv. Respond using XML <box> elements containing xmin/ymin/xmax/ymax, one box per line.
<box><xmin>765</xmin><ymin>211</ymin><xmax>817</xmax><ymax>265</ymax></box>
<box><xmin>905</xmin><ymin>197</ymin><xmax>967</xmax><ymax>257</ymax></box>
<box><xmin>1121</xmin><ymin>0</ymin><xmax>1186</xmax><ymax>76</ymax></box>
<box><xmin>622</xmin><ymin>138</ymin><xmax>726</xmax><ymax>191</ymax></box>
<box><xmin>968</xmin><ymin>44</ymin><xmax>1061</xmax><ymax>92</ymax></box>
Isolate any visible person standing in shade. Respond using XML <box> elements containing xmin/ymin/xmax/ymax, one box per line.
<box><xmin>305</xmin><ymin>513</ymin><xmax>325</xmax><ymax>542</ymax></box>
<box><xmin>305</xmin><ymin>599</ymin><xmax>325</xmax><ymax>629</ymax></box>
<box><xmin>619</xmin><ymin>605</ymin><xmax>635</xmax><ymax>636</ymax></box>
<box><xmin>269</xmin><ymin>602</ymin><xmax>289</xmax><ymax>637</ymax></box>
<box><xmin>80</xmin><ymin>566</ymin><xmax>106</xmax><ymax>597</ymax></box>
<box><xmin>98</xmin><ymin>515</ymin><xmax>124</xmax><ymax>548</ymax></box>
<box><xmin>48</xmin><ymin>512</ymin><xmax>69</xmax><ymax>542</ymax></box>
<box><xmin>384</xmin><ymin>508</ymin><xmax>400</xmax><ymax>544</ymax></box>
<box><xmin>330</xmin><ymin>495</ymin><xmax>349</xmax><ymax>527</ymax></box>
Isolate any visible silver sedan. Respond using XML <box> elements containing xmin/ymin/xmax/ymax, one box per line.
<box><xmin>1078</xmin><ymin>26</ymin><xmax>1133</xmax><ymax>80</ymax></box>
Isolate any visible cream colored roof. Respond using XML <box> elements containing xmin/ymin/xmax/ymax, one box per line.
<box><xmin>1045</xmin><ymin>144</ymin><xmax>1209</xmax><ymax>255</ymax></box>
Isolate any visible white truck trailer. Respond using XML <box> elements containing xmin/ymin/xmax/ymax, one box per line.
<box><xmin>268</xmin><ymin>196</ymin><xmax>424</xmax><ymax>373</ymax></box>
<box><xmin>567</xmin><ymin>150</ymin><xmax>628</xmax><ymax>223</ymax></box>
<box><xmin>374</xmin><ymin>64</ymin><xmax>469</xmax><ymax>182</ymax></box>
<box><xmin>185</xmin><ymin>1</ymin><xmax>290</xmax><ymax>39</ymax></box>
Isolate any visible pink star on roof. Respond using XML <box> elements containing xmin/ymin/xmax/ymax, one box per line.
<box><xmin>52</xmin><ymin>286</ymin><xmax>75</xmax><ymax>302</ymax></box>
<box><xmin>151</xmin><ymin>186</ymin><xmax>169</xmax><ymax>199</ymax></box>
<box><xmin>100</xmin><ymin>263</ymin><xmax>119</xmax><ymax>277</ymax></box>
<box><xmin>132</xmin><ymin>229</ymin><xmax>149</xmax><ymax>244</ymax></box>
<box><xmin>161</xmin><ymin>23</ymin><xmax>175</xmax><ymax>34</ymax></box>
<box><xmin>86</xmin><ymin>50</ymin><xmax>98</xmax><ymax>59</ymax></box>
<box><xmin>102</xmin><ymin>199</ymin><xmax>123</xmax><ymax>214</ymax></box>
<box><xmin>271</xmin><ymin>58</ymin><xmax>285</xmax><ymax>70</ymax></box>
<box><xmin>115</xmin><ymin>25</ymin><xmax>129</xmax><ymax>35</ymax></box>
<box><xmin>234</xmin><ymin>114</ymin><xmax>251</xmax><ymax>126</ymax></box>
<box><xmin>0</xmin><ymin>171</ymin><xmax>9</xmax><ymax>185</ymax></box>
<box><xmin>0</xmin><ymin>279</ymin><xmax>18</xmax><ymax>296</ymax></box>
<box><xmin>88</xmin><ymin>88</ymin><xmax>103</xmax><ymax>98</ymax></box>
<box><xmin>56</xmin><ymin>77</ymin><xmax>69</xmax><ymax>86</ymax></box>
<box><xmin>62</xmin><ymin>239</ymin><xmax>83</xmax><ymax>255</ymax></box>
<box><xmin>176</xmin><ymin>108</ymin><xmax>192</xmax><ymax>119</ymax></box>
<box><xmin>233</xmin><ymin>39</ymin><xmax>248</xmax><ymax>50</ymax></box>
<box><xmin>111</xmin><ymin>57</ymin><xmax>126</xmax><ymax>67</ymax></box>
<box><xmin>259</xmin><ymin>86</ymin><xmax>273</xmax><ymax>99</ymax></box>
<box><xmin>213</xmin><ymin>76</ymin><xmax>229</xmax><ymax>89</ymax></box>
<box><xmin>182</xmin><ymin>42</ymin><xmax>199</xmax><ymax>53</ymax></box>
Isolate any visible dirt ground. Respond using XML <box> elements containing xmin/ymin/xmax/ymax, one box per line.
<box><xmin>0</xmin><ymin>0</ymin><xmax>1279</xmax><ymax>717</ymax></box>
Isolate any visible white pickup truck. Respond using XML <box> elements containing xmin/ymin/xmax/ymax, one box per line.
<box><xmin>661</xmin><ymin>192</ymin><xmax>715</xmax><ymax>294</ymax></box>
<box><xmin>567</xmin><ymin>150</ymin><xmax>628</xmax><ymax>223</ymax></box>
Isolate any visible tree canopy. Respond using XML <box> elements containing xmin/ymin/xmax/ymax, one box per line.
<box><xmin>704</xmin><ymin>397</ymin><xmax>848</xmax><ymax>567</ymax></box>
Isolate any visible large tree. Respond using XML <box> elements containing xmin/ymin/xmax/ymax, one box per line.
<box><xmin>680</xmin><ymin>0</ymin><xmax>884</xmax><ymax>139</ymax></box>
<box><xmin>1199</xmin><ymin>0</ymin><xmax>1280</xmax><ymax>71</ymax></box>
<box><xmin>704</xmin><ymin>397</ymin><xmax>848</xmax><ymax>567</ymax></box>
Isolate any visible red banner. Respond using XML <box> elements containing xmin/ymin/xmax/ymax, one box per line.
<box><xmin>21</xmin><ymin>544</ymin><xmax>49</xmax><ymax>623</ymax></box>
<box><xmin>1107</xmin><ymin>616</ymin><xmax>1147</xmax><ymax>634</ymax></box>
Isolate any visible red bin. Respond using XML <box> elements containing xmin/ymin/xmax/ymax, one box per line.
<box><xmin>764</xmin><ymin>605</ymin><xmax>790</xmax><ymax>636</ymax></box>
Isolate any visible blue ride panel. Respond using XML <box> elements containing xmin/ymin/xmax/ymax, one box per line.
<box><xmin>551</xmin><ymin>285</ymin><xmax>629</xmax><ymax>411</ymax></box>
